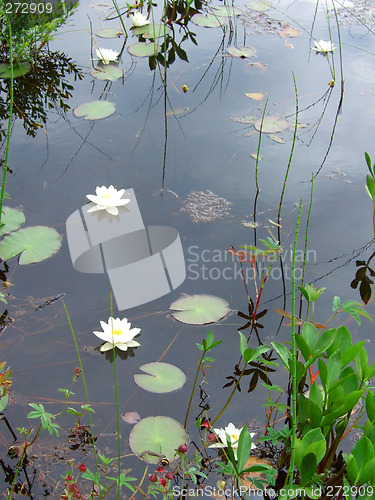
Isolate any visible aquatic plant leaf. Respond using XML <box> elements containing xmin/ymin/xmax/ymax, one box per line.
<box><xmin>91</xmin><ymin>65</ymin><xmax>123</xmax><ymax>81</ymax></box>
<box><xmin>169</xmin><ymin>294</ymin><xmax>231</xmax><ymax>325</ymax></box>
<box><xmin>279</xmin><ymin>26</ymin><xmax>301</xmax><ymax>38</ymax></box>
<box><xmin>74</xmin><ymin>100</ymin><xmax>116</xmax><ymax>120</ymax></box>
<box><xmin>191</xmin><ymin>13</ymin><xmax>225</xmax><ymax>28</ymax></box>
<box><xmin>210</xmin><ymin>5</ymin><xmax>243</xmax><ymax>17</ymax></box>
<box><xmin>228</xmin><ymin>46</ymin><xmax>256</xmax><ymax>58</ymax></box>
<box><xmin>0</xmin><ymin>207</ymin><xmax>25</xmax><ymax>236</ymax></box>
<box><xmin>0</xmin><ymin>393</ymin><xmax>9</xmax><ymax>412</ymax></box>
<box><xmin>127</xmin><ymin>42</ymin><xmax>160</xmax><ymax>57</ymax></box>
<box><xmin>255</xmin><ymin>116</ymin><xmax>289</xmax><ymax>133</ymax></box>
<box><xmin>246</xmin><ymin>0</ymin><xmax>272</xmax><ymax>11</ymax></box>
<box><xmin>0</xmin><ymin>62</ymin><xmax>31</xmax><ymax>79</ymax></box>
<box><xmin>240</xmin><ymin>456</ymin><xmax>272</xmax><ymax>489</ymax></box>
<box><xmin>141</xmin><ymin>24</ymin><xmax>171</xmax><ymax>39</ymax></box>
<box><xmin>251</xmin><ymin>153</ymin><xmax>262</xmax><ymax>160</ymax></box>
<box><xmin>231</xmin><ymin>116</ymin><xmax>256</xmax><ymax>124</ymax></box>
<box><xmin>121</xmin><ymin>411</ymin><xmax>141</xmax><ymax>424</ymax></box>
<box><xmin>96</xmin><ymin>28</ymin><xmax>123</xmax><ymax>38</ymax></box>
<box><xmin>0</xmin><ymin>226</ymin><xmax>61</xmax><ymax>264</ymax></box>
<box><xmin>245</xmin><ymin>92</ymin><xmax>265</xmax><ymax>100</ymax></box>
<box><xmin>129</xmin><ymin>416</ymin><xmax>188</xmax><ymax>463</ymax></box>
<box><xmin>268</xmin><ymin>134</ymin><xmax>285</xmax><ymax>143</ymax></box>
<box><xmin>134</xmin><ymin>362</ymin><xmax>186</xmax><ymax>393</ymax></box>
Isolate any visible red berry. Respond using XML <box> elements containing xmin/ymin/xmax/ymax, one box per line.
<box><xmin>208</xmin><ymin>433</ymin><xmax>216</xmax><ymax>442</ymax></box>
<box><xmin>178</xmin><ymin>443</ymin><xmax>188</xmax><ymax>453</ymax></box>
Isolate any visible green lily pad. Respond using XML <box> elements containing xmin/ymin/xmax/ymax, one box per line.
<box><xmin>255</xmin><ymin>116</ymin><xmax>289</xmax><ymax>133</ymax></box>
<box><xmin>246</xmin><ymin>0</ymin><xmax>272</xmax><ymax>12</ymax></box>
<box><xmin>191</xmin><ymin>13</ymin><xmax>225</xmax><ymax>28</ymax></box>
<box><xmin>129</xmin><ymin>416</ymin><xmax>188</xmax><ymax>463</ymax></box>
<box><xmin>169</xmin><ymin>294</ymin><xmax>231</xmax><ymax>325</ymax></box>
<box><xmin>96</xmin><ymin>28</ymin><xmax>123</xmax><ymax>38</ymax></box>
<box><xmin>91</xmin><ymin>65</ymin><xmax>124</xmax><ymax>81</ymax></box>
<box><xmin>132</xmin><ymin>23</ymin><xmax>171</xmax><ymax>39</ymax></box>
<box><xmin>228</xmin><ymin>46</ymin><xmax>256</xmax><ymax>58</ymax></box>
<box><xmin>210</xmin><ymin>5</ymin><xmax>243</xmax><ymax>16</ymax></box>
<box><xmin>134</xmin><ymin>362</ymin><xmax>186</xmax><ymax>393</ymax></box>
<box><xmin>74</xmin><ymin>100</ymin><xmax>116</xmax><ymax>120</ymax></box>
<box><xmin>0</xmin><ymin>207</ymin><xmax>25</xmax><ymax>236</ymax></box>
<box><xmin>0</xmin><ymin>226</ymin><xmax>61</xmax><ymax>265</ymax></box>
<box><xmin>0</xmin><ymin>62</ymin><xmax>31</xmax><ymax>79</ymax></box>
<box><xmin>127</xmin><ymin>42</ymin><xmax>160</xmax><ymax>57</ymax></box>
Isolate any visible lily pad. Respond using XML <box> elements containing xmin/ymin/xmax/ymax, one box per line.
<box><xmin>191</xmin><ymin>13</ymin><xmax>225</xmax><ymax>28</ymax></box>
<box><xmin>0</xmin><ymin>62</ymin><xmax>31</xmax><ymax>79</ymax></box>
<box><xmin>246</xmin><ymin>0</ymin><xmax>272</xmax><ymax>12</ymax></box>
<box><xmin>127</xmin><ymin>42</ymin><xmax>160</xmax><ymax>57</ymax></box>
<box><xmin>74</xmin><ymin>100</ymin><xmax>116</xmax><ymax>120</ymax></box>
<box><xmin>96</xmin><ymin>28</ymin><xmax>123</xmax><ymax>38</ymax></box>
<box><xmin>245</xmin><ymin>92</ymin><xmax>266</xmax><ymax>100</ymax></box>
<box><xmin>129</xmin><ymin>416</ymin><xmax>188</xmax><ymax>463</ymax></box>
<box><xmin>91</xmin><ymin>65</ymin><xmax>124</xmax><ymax>81</ymax></box>
<box><xmin>0</xmin><ymin>226</ymin><xmax>61</xmax><ymax>265</ymax></box>
<box><xmin>169</xmin><ymin>294</ymin><xmax>231</xmax><ymax>325</ymax></box>
<box><xmin>255</xmin><ymin>116</ymin><xmax>289</xmax><ymax>133</ymax></box>
<box><xmin>0</xmin><ymin>207</ymin><xmax>25</xmax><ymax>236</ymax></box>
<box><xmin>132</xmin><ymin>23</ymin><xmax>171</xmax><ymax>39</ymax></box>
<box><xmin>228</xmin><ymin>46</ymin><xmax>256</xmax><ymax>58</ymax></box>
<box><xmin>121</xmin><ymin>411</ymin><xmax>141</xmax><ymax>424</ymax></box>
<box><xmin>134</xmin><ymin>362</ymin><xmax>186</xmax><ymax>393</ymax></box>
<box><xmin>210</xmin><ymin>5</ymin><xmax>243</xmax><ymax>17</ymax></box>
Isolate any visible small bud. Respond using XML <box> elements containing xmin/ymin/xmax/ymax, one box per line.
<box><xmin>208</xmin><ymin>433</ymin><xmax>216</xmax><ymax>443</ymax></box>
<box><xmin>165</xmin><ymin>471</ymin><xmax>174</xmax><ymax>480</ymax></box>
<box><xmin>178</xmin><ymin>443</ymin><xmax>188</xmax><ymax>453</ymax></box>
<box><xmin>149</xmin><ymin>474</ymin><xmax>158</xmax><ymax>483</ymax></box>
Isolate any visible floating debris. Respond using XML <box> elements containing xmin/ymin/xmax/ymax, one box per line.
<box><xmin>181</xmin><ymin>190</ymin><xmax>231</xmax><ymax>223</ymax></box>
<box><xmin>36</xmin><ymin>293</ymin><xmax>65</xmax><ymax>311</ymax></box>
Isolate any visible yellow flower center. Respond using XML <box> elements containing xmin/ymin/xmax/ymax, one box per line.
<box><xmin>112</xmin><ymin>329</ymin><xmax>123</xmax><ymax>336</ymax></box>
<box><xmin>103</xmin><ymin>194</ymin><xmax>112</xmax><ymax>199</ymax></box>
<box><xmin>231</xmin><ymin>433</ymin><xmax>239</xmax><ymax>441</ymax></box>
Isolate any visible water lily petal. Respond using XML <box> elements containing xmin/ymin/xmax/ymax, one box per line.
<box><xmin>100</xmin><ymin>341</ymin><xmax>115</xmax><ymax>351</ymax></box>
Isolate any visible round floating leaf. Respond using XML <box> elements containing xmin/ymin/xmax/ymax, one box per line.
<box><xmin>210</xmin><ymin>5</ymin><xmax>243</xmax><ymax>16</ymax></box>
<box><xmin>0</xmin><ymin>62</ymin><xmax>31</xmax><ymax>79</ymax></box>
<box><xmin>0</xmin><ymin>207</ymin><xmax>25</xmax><ymax>236</ymax></box>
<box><xmin>191</xmin><ymin>13</ymin><xmax>225</xmax><ymax>28</ymax></box>
<box><xmin>141</xmin><ymin>24</ymin><xmax>171</xmax><ymax>39</ymax></box>
<box><xmin>228</xmin><ymin>46</ymin><xmax>256</xmax><ymax>58</ymax></box>
<box><xmin>134</xmin><ymin>362</ymin><xmax>186</xmax><ymax>393</ymax></box>
<box><xmin>255</xmin><ymin>116</ymin><xmax>289</xmax><ymax>133</ymax></box>
<box><xmin>91</xmin><ymin>65</ymin><xmax>124</xmax><ymax>81</ymax></box>
<box><xmin>245</xmin><ymin>92</ymin><xmax>266</xmax><ymax>101</ymax></box>
<box><xmin>127</xmin><ymin>42</ymin><xmax>160</xmax><ymax>57</ymax></box>
<box><xmin>121</xmin><ymin>411</ymin><xmax>141</xmax><ymax>424</ymax></box>
<box><xmin>0</xmin><ymin>226</ymin><xmax>62</xmax><ymax>265</ymax></box>
<box><xmin>246</xmin><ymin>0</ymin><xmax>272</xmax><ymax>11</ymax></box>
<box><xmin>96</xmin><ymin>28</ymin><xmax>123</xmax><ymax>38</ymax></box>
<box><xmin>169</xmin><ymin>294</ymin><xmax>231</xmax><ymax>325</ymax></box>
<box><xmin>74</xmin><ymin>100</ymin><xmax>116</xmax><ymax>120</ymax></box>
<box><xmin>129</xmin><ymin>416</ymin><xmax>188</xmax><ymax>463</ymax></box>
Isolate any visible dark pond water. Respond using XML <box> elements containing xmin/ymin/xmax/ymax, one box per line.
<box><xmin>1</xmin><ymin>0</ymin><xmax>375</xmax><ymax>496</ymax></box>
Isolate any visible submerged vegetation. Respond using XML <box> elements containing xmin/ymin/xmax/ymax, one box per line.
<box><xmin>1</xmin><ymin>0</ymin><xmax>375</xmax><ymax>498</ymax></box>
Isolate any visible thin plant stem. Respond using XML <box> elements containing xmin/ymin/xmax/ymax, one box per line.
<box><xmin>286</xmin><ymin>200</ymin><xmax>303</xmax><ymax>493</ymax></box>
<box><xmin>63</xmin><ymin>302</ymin><xmax>102</xmax><ymax>496</ymax></box>
<box><xmin>211</xmin><ymin>364</ymin><xmax>248</xmax><ymax>425</ymax></box>
<box><xmin>111</xmin><ymin>0</ymin><xmax>128</xmax><ymax>37</ymax></box>
<box><xmin>0</xmin><ymin>15</ymin><xmax>14</xmax><ymax>223</ymax></box>
<box><xmin>184</xmin><ymin>350</ymin><xmax>206</xmax><ymax>428</ymax></box>
<box><xmin>255</xmin><ymin>99</ymin><xmax>268</xmax><ymax>192</ymax></box>
<box><xmin>110</xmin><ymin>292</ymin><xmax>121</xmax><ymax>500</ymax></box>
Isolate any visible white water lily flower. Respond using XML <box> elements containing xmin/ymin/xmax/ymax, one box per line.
<box><xmin>93</xmin><ymin>317</ymin><xmax>141</xmax><ymax>352</ymax></box>
<box><xmin>96</xmin><ymin>48</ymin><xmax>119</xmax><ymax>64</ymax></box>
<box><xmin>86</xmin><ymin>185</ymin><xmax>130</xmax><ymax>216</ymax></box>
<box><xmin>209</xmin><ymin>423</ymin><xmax>256</xmax><ymax>460</ymax></box>
<box><xmin>312</xmin><ymin>39</ymin><xmax>334</xmax><ymax>54</ymax></box>
<box><xmin>129</xmin><ymin>11</ymin><xmax>150</xmax><ymax>27</ymax></box>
